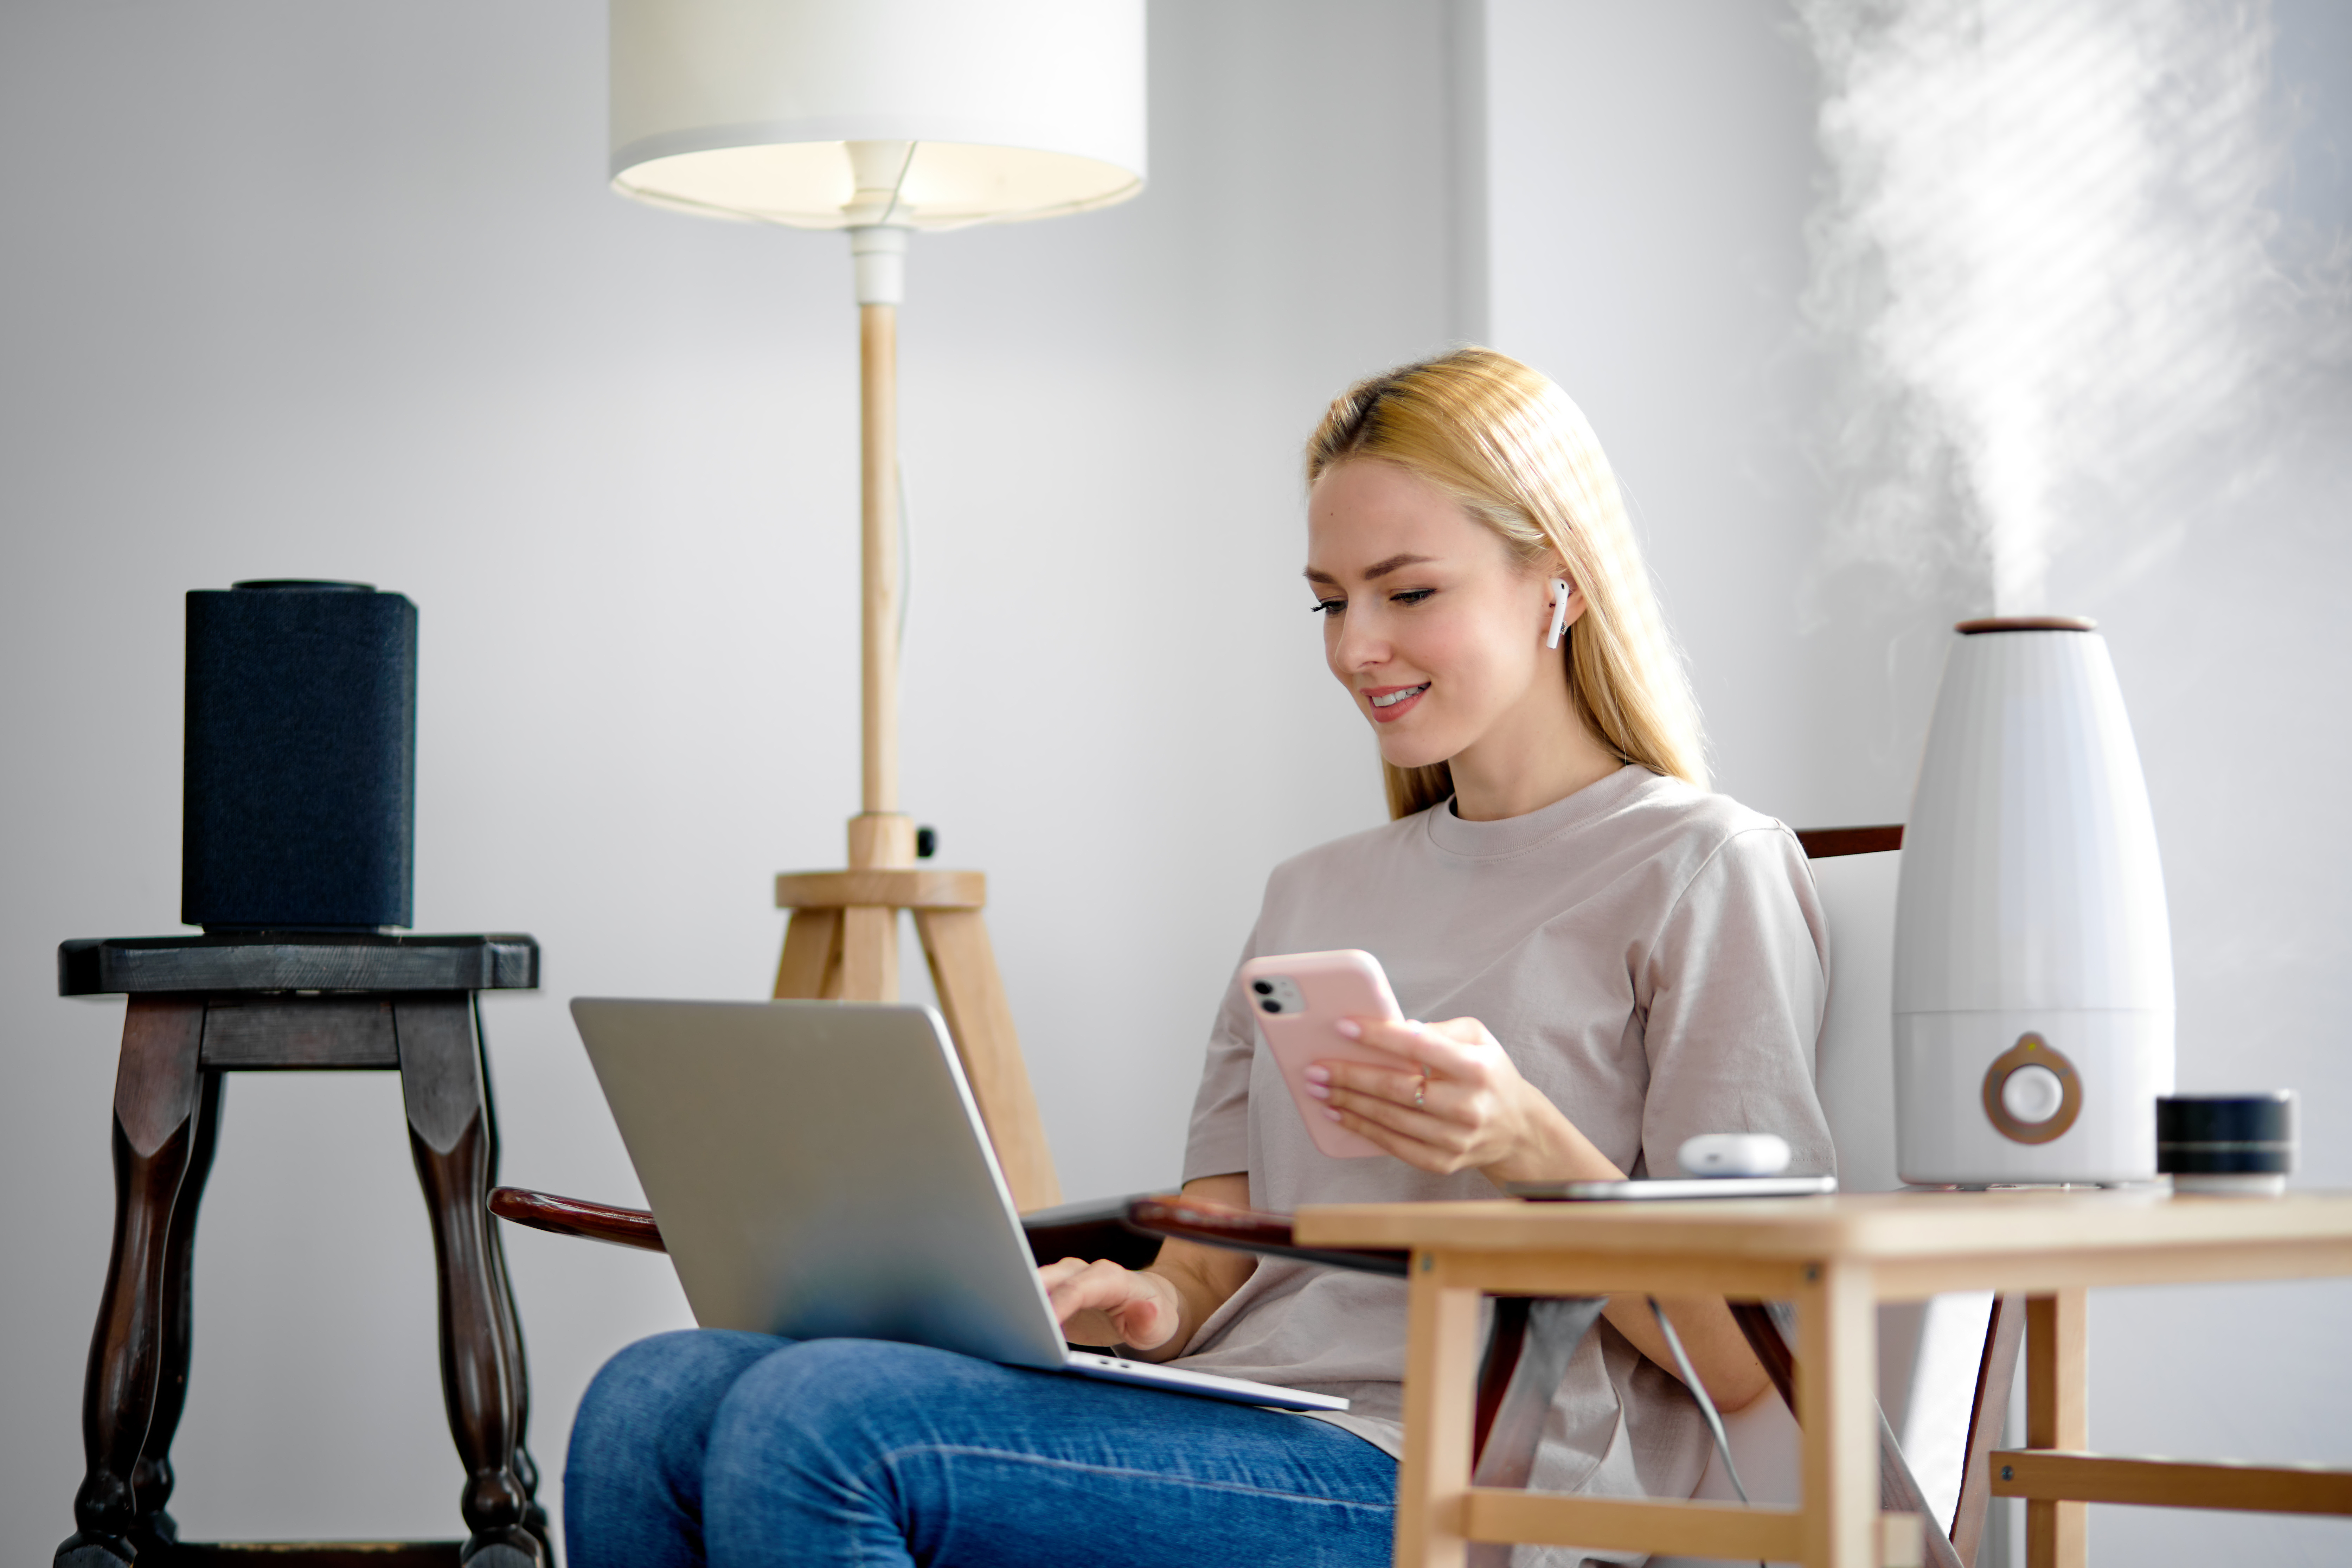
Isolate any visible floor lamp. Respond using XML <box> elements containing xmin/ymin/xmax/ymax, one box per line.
<box><xmin>608</xmin><ymin>1</ymin><xmax>1146</xmax><ymax>1211</ymax></box>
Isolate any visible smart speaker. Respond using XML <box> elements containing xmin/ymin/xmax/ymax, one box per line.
<box><xmin>1893</xmin><ymin>618</ymin><xmax>2175</xmax><ymax>1184</ymax></box>
<box><xmin>181</xmin><ymin>581</ymin><xmax>418</xmax><ymax>931</ymax></box>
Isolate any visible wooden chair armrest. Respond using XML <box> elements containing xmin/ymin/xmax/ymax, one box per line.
<box><xmin>488</xmin><ymin>1185</ymin><xmax>1168</xmax><ymax>1272</ymax></box>
<box><xmin>1019</xmin><ymin>1193</ymin><xmax>1164</xmax><ymax>1271</ymax></box>
<box><xmin>489</xmin><ymin>1187</ymin><xmax>665</xmax><ymax>1252</ymax></box>
<box><xmin>1123</xmin><ymin>1195</ymin><xmax>1411</xmax><ymax>1276</ymax></box>
<box><xmin>488</xmin><ymin>1186</ymin><xmax>1412</xmax><ymax>1278</ymax></box>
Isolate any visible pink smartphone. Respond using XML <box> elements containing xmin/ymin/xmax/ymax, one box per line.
<box><xmin>1239</xmin><ymin>949</ymin><xmax>1411</xmax><ymax>1159</ymax></box>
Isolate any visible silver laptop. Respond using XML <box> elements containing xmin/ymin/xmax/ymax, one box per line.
<box><xmin>571</xmin><ymin>997</ymin><xmax>1345</xmax><ymax>1413</ymax></box>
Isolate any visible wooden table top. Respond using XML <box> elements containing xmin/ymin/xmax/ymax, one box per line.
<box><xmin>1294</xmin><ymin>1189</ymin><xmax>2352</xmax><ymax>1263</ymax></box>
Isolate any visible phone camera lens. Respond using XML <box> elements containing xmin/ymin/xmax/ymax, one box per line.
<box><xmin>1259</xmin><ymin>999</ymin><xmax>1282</xmax><ymax>1014</ymax></box>
<box><xmin>1251</xmin><ymin>980</ymin><xmax>1273</xmax><ymax>996</ymax></box>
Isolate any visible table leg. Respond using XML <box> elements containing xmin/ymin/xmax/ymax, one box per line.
<box><xmin>1392</xmin><ymin>1254</ymin><xmax>1484</xmax><ymax>1568</ymax></box>
<box><xmin>1798</xmin><ymin>1260</ymin><xmax>1879</xmax><ymax>1568</ymax></box>
<box><xmin>398</xmin><ymin>996</ymin><xmax>540</xmax><ymax>1568</ymax></box>
<box><xmin>58</xmin><ymin>997</ymin><xmax>205</xmax><ymax>1568</ymax></box>
<box><xmin>2025</xmin><ymin>1291</ymin><xmax>2087</xmax><ymax>1568</ymax></box>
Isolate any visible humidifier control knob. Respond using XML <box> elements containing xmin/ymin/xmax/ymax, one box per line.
<box><xmin>2001</xmin><ymin>1064</ymin><xmax>2066</xmax><ymax>1125</ymax></box>
<box><xmin>1981</xmin><ymin>1033</ymin><xmax>2084</xmax><ymax>1144</ymax></box>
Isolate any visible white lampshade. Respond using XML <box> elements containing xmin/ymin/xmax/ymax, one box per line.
<box><xmin>1892</xmin><ymin>620</ymin><xmax>2176</xmax><ymax>1185</ymax></box>
<box><xmin>609</xmin><ymin>0</ymin><xmax>1148</xmax><ymax>231</ymax></box>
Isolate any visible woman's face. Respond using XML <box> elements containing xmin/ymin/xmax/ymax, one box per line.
<box><xmin>1305</xmin><ymin>458</ymin><xmax>1575</xmax><ymax>773</ymax></box>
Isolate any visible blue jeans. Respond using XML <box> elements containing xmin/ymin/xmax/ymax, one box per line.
<box><xmin>564</xmin><ymin>1330</ymin><xmax>1399</xmax><ymax>1568</ymax></box>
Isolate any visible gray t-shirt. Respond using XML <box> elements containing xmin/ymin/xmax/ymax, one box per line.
<box><xmin>1175</xmin><ymin>765</ymin><xmax>1833</xmax><ymax>1559</ymax></box>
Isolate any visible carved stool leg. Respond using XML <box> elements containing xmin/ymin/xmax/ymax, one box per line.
<box><xmin>486</xmin><ymin>1214</ymin><xmax>552</xmax><ymax>1563</ymax></box>
<box><xmin>128</xmin><ymin>1068</ymin><xmax>224</xmax><ymax>1557</ymax></box>
<box><xmin>398</xmin><ymin>996</ymin><xmax>541</xmax><ymax>1568</ymax></box>
<box><xmin>59</xmin><ymin>998</ymin><xmax>206</xmax><ymax>1568</ymax></box>
<box><xmin>470</xmin><ymin>1000</ymin><xmax>551</xmax><ymax>1561</ymax></box>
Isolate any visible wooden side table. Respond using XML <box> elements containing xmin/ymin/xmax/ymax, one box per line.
<box><xmin>1294</xmin><ymin>1190</ymin><xmax>2352</xmax><ymax>1568</ymax></box>
<box><xmin>53</xmin><ymin>933</ymin><xmax>545</xmax><ymax>1568</ymax></box>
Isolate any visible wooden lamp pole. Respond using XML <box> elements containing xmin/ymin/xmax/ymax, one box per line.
<box><xmin>770</xmin><ymin>206</ymin><xmax>1062</xmax><ymax>1212</ymax></box>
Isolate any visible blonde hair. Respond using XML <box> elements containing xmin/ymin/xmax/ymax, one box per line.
<box><xmin>1305</xmin><ymin>347</ymin><xmax>1708</xmax><ymax>819</ymax></box>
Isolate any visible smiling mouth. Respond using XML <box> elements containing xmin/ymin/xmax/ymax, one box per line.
<box><xmin>1368</xmin><ymin>683</ymin><xmax>1430</xmax><ymax>710</ymax></box>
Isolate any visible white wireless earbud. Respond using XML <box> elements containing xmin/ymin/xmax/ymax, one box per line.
<box><xmin>1546</xmin><ymin>579</ymin><xmax>1573</xmax><ymax>649</ymax></box>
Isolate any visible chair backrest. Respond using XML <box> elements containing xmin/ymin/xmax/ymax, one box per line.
<box><xmin>1807</xmin><ymin>840</ymin><xmax>1905</xmax><ymax>1195</ymax></box>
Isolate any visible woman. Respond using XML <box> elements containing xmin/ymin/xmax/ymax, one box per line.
<box><xmin>565</xmin><ymin>348</ymin><xmax>1833</xmax><ymax>1568</ymax></box>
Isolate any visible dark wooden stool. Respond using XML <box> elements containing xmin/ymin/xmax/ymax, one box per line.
<box><xmin>54</xmin><ymin>933</ymin><xmax>547</xmax><ymax>1568</ymax></box>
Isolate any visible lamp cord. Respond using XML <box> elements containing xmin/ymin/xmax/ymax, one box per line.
<box><xmin>885</xmin><ymin>141</ymin><xmax>915</xmax><ymax>657</ymax></box>
<box><xmin>897</xmin><ymin>459</ymin><xmax>912</xmax><ymax>655</ymax></box>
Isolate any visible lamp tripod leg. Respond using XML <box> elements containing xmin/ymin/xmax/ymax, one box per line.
<box><xmin>774</xmin><ymin>909</ymin><xmax>845</xmax><ymax>1000</ymax></box>
<box><xmin>916</xmin><ymin>908</ymin><xmax>1060</xmax><ymax>1211</ymax></box>
<box><xmin>839</xmin><ymin>907</ymin><xmax>899</xmax><ymax>1001</ymax></box>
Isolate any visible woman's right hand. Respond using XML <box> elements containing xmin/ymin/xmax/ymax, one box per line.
<box><xmin>1039</xmin><ymin>1257</ymin><xmax>1186</xmax><ymax>1352</ymax></box>
<box><xmin>1041</xmin><ymin>1175</ymin><xmax>1257</xmax><ymax>1362</ymax></box>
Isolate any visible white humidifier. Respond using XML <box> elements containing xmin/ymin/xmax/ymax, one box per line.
<box><xmin>1893</xmin><ymin>617</ymin><xmax>2175</xmax><ymax>1185</ymax></box>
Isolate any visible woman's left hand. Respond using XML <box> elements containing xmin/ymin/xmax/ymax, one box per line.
<box><xmin>1307</xmin><ymin>1017</ymin><xmax>1622</xmax><ymax>1187</ymax></box>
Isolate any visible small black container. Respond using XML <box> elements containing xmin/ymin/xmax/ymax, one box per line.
<box><xmin>181</xmin><ymin>581</ymin><xmax>418</xmax><ymax>931</ymax></box>
<box><xmin>2156</xmin><ymin>1093</ymin><xmax>2297</xmax><ymax>1194</ymax></box>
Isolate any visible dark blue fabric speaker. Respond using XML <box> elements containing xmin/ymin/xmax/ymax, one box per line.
<box><xmin>182</xmin><ymin>581</ymin><xmax>418</xmax><ymax>930</ymax></box>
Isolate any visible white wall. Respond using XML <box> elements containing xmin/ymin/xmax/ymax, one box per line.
<box><xmin>1487</xmin><ymin>0</ymin><xmax>1844</xmax><ymax>818</ymax></box>
<box><xmin>1484</xmin><ymin>3</ymin><xmax>2352</xmax><ymax>1564</ymax></box>
<box><xmin>0</xmin><ymin>0</ymin><xmax>1462</xmax><ymax>1545</ymax></box>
